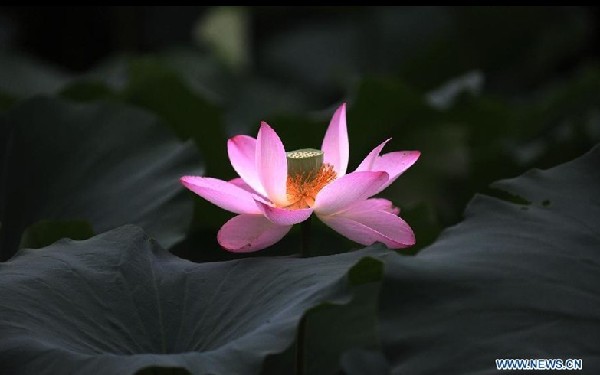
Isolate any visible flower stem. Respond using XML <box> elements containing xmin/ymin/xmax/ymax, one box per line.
<box><xmin>301</xmin><ymin>216</ymin><xmax>312</xmax><ymax>258</ymax></box>
<box><xmin>295</xmin><ymin>315</ymin><xmax>307</xmax><ymax>375</ymax></box>
<box><xmin>296</xmin><ymin>217</ymin><xmax>312</xmax><ymax>375</ymax></box>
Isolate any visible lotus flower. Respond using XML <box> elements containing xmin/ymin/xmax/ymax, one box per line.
<box><xmin>181</xmin><ymin>104</ymin><xmax>420</xmax><ymax>252</ymax></box>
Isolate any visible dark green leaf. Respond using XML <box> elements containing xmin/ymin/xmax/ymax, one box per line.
<box><xmin>257</xmin><ymin>7</ymin><xmax>592</xmax><ymax>93</ymax></box>
<box><xmin>304</xmin><ymin>282</ymin><xmax>382</xmax><ymax>375</ymax></box>
<box><xmin>340</xmin><ymin>349</ymin><xmax>390</xmax><ymax>375</ymax></box>
<box><xmin>0</xmin><ymin>52</ymin><xmax>71</xmax><ymax>99</ymax></box>
<box><xmin>348</xmin><ymin>256</ymin><xmax>384</xmax><ymax>285</ymax></box>
<box><xmin>377</xmin><ymin>145</ymin><xmax>600</xmax><ymax>373</ymax></box>
<box><xmin>135</xmin><ymin>367</ymin><xmax>192</xmax><ymax>375</ymax></box>
<box><xmin>261</xmin><ymin>255</ymin><xmax>387</xmax><ymax>375</ymax></box>
<box><xmin>0</xmin><ymin>225</ymin><xmax>390</xmax><ymax>375</ymax></box>
<box><xmin>123</xmin><ymin>57</ymin><xmax>228</xmax><ymax>177</ymax></box>
<box><xmin>0</xmin><ymin>97</ymin><xmax>203</xmax><ymax>260</ymax></box>
<box><xmin>60</xmin><ymin>81</ymin><xmax>119</xmax><ymax>102</ymax></box>
<box><xmin>0</xmin><ymin>91</ymin><xmax>16</xmax><ymax>112</ymax></box>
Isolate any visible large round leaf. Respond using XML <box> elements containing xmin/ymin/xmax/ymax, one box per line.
<box><xmin>0</xmin><ymin>225</ymin><xmax>389</xmax><ymax>375</ymax></box>
<box><xmin>0</xmin><ymin>97</ymin><xmax>203</xmax><ymax>260</ymax></box>
<box><xmin>378</xmin><ymin>145</ymin><xmax>600</xmax><ymax>373</ymax></box>
<box><xmin>0</xmin><ymin>52</ymin><xmax>71</xmax><ymax>100</ymax></box>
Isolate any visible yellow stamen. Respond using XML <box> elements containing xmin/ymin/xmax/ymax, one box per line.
<box><xmin>286</xmin><ymin>164</ymin><xmax>337</xmax><ymax>209</ymax></box>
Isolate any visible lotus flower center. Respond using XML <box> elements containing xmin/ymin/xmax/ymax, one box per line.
<box><xmin>285</xmin><ymin>148</ymin><xmax>336</xmax><ymax>209</ymax></box>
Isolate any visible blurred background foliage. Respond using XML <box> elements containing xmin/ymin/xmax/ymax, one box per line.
<box><xmin>1</xmin><ymin>6</ymin><xmax>599</xmax><ymax>261</ymax></box>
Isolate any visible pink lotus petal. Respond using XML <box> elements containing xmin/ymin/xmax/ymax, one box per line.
<box><xmin>321</xmin><ymin>103</ymin><xmax>349</xmax><ymax>176</ymax></box>
<box><xmin>355</xmin><ymin>138</ymin><xmax>391</xmax><ymax>172</ymax></box>
<box><xmin>180</xmin><ymin>176</ymin><xmax>262</xmax><ymax>215</ymax></box>
<box><xmin>256</xmin><ymin>122</ymin><xmax>288</xmax><ymax>206</ymax></box>
<box><xmin>229</xmin><ymin>177</ymin><xmax>260</xmax><ymax>195</ymax></box>
<box><xmin>372</xmin><ymin>151</ymin><xmax>420</xmax><ymax>193</ymax></box>
<box><xmin>227</xmin><ymin>135</ymin><xmax>267</xmax><ymax>197</ymax></box>
<box><xmin>319</xmin><ymin>200</ymin><xmax>415</xmax><ymax>249</ymax></box>
<box><xmin>255</xmin><ymin>199</ymin><xmax>313</xmax><ymax>225</ymax></box>
<box><xmin>356</xmin><ymin>139</ymin><xmax>420</xmax><ymax>194</ymax></box>
<box><xmin>218</xmin><ymin>214</ymin><xmax>291</xmax><ymax>252</ymax></box>
<box><xmin>314</xmin><ymin>171</ymin><xmax>389</xmax><ymax>216</ymax></box>
<box><xmin>340</xmin><ymin>198</ymin><xmax>400</xmax><ymax>215</ymax></box>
